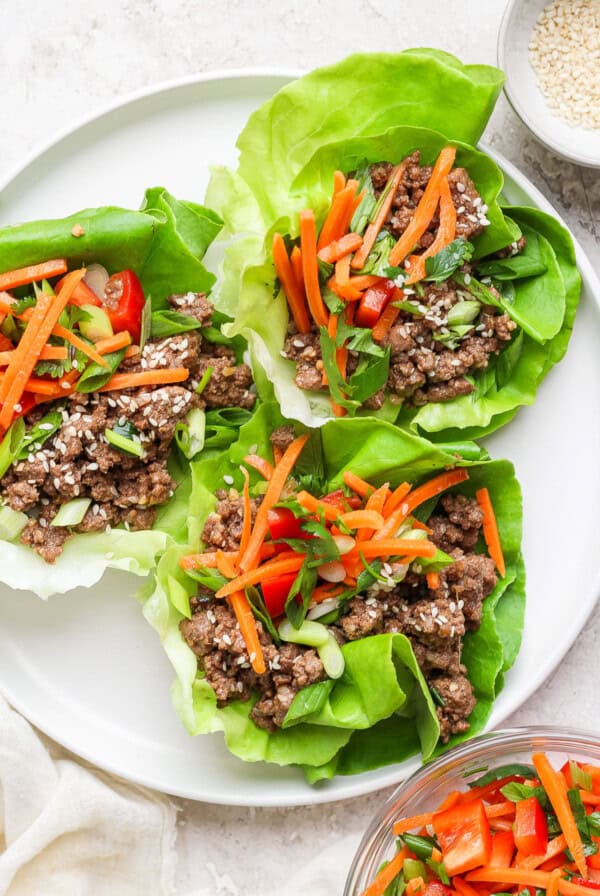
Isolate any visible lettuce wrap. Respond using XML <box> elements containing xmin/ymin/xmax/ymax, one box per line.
<box><xmin>206</xmin><ymin>51</ymin><xmax>580</xmax><ymax>440</ymax></box>
<box><xmin>0</xmin><ymin>189</ymin><xmax>257</xmax><ymax>597</ymax></box>
<box><xmin>141</xmin><ymin>402</ymin><xmax>524</xmax><ymax>780</ymax></box>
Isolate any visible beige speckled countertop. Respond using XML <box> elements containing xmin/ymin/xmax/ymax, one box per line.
<box><xmin>1</xmin><ymin>1</ymin><xmax>600</xmax><ymax>892</ymax></box>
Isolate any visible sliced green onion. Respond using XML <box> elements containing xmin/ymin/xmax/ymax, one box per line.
<box><xmin>570</xmin><ymin>760</ymin><xmax>593</xmax><ymax>792</ymax></box>
<box><xmin>403</xmin><ymin>859</ymin><xmax>427</xmax><ymax>881</ymax></box>
<box><xmin>0</xmin><ymin>418</ymin><xmax>25</xmax><ymax>479</ymax></box>
<box><xmin>316</xmin><ymin>632</ymin><xmax>345</xmax><ymax>679</ymax></box>
<box><xmin>51</xmin><ymin>497</ymin><xmax>92</xmax><ymax>528</ymax></box>
<box><xmin>447</xmin><ymin>300</ymin><xmax>481</xmax><ymax>327</ymax></box>
<box><xmin>168</xmin><ymin>574</ymin><xmax>191</xmax><ymax>619</ymax></box>
<box><xmin>0</xmin><ymin>505</ymin><xmax>28</xmax><ymax>540</ymax></box>
<box><xmin>196</xmin><ymin>366</ymin><xmax>214</xmax><ymax>395</ymax></box>
<box><xmin>174</xmin><ymin>408</ymin><xmax>205</xmax><ymax>460</ymax></box>
<box><xmin>278</xmin><ymin>619</ymin><xmax>329</xmax><ymax>648</ymax></box>
<box><xmin>105</xmin><ymin>427</ymin><xmax>145</xmax><ymax>458</ymax></box>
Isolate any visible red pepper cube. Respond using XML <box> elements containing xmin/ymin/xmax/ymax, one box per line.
<box><xmin>513</xmin><ymin>796</ymin><xmax>548</xmax><ymax>857</ymax></box>
<box><xmin>488</xmin><ymin>830</ymin><xmax>516</xmax><ymax>868</ymax></box>
<box><xmin>423</xmin><ymin>883</ymin><xmax>452</xmax><ymax>896</ymax></box>
<box><xmin>432</xmin><ymin>799</ymin><xmax>492</xmax><ymax>876</ymax></box>
<box><xmin>103</xmin><ymin>269</ymin><xmax>146</xmax><ymax>343</ymax></box>
<box><xmin>261</xmin><ymin>572</ymin><xmax>298</xmax><ymax>619</ymax></box>
<box><xmin>354</xmin><ymin>279</ymin><xmax>397</xmax><ymax>329</ymax></box>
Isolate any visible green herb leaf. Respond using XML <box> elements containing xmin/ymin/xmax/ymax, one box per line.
<box><xmin>285</xmin><ymin>562</ymin><xmax>318</xmax><ymax>629</ymax></box>
<box><xmin>282</xmin><ymin>679</ymin><xmax>335</xmax><ymax>727</ymax></box>
<box><xmin>17</xmin><ymin>410</ymin><xmax>63</xmax><ymax>459</ymax></box>
<box><xmin>470</xmin><ymin>763</ymin><xmax>536</xmax><ymax>787</ymax></box>
<box><xmin>246</xmin><ymin>585</ymin><xmax>280</xmax><ymax>643</ymax></box>
<box><xmin>0</xmin><ymin>418</ymin><xmax>25</xmax><ymax>479</ymax></box>
<box><xmin>424</xmin><ymin>238</ymin><xmax>474</xmax><ymax>283</ymax></box>
<box><xmin>476</xmin><ymin>238</ymin><xmax>547</xmax><ymax>281</ymax></box>
<box><xmin>11</xmin><ymin>295</ymin><xmax>37</xmax><ymax>315</ymax></box>
<box><xmin>346</xmin><ymin>349</ymin><xmax>390</xmax><ymax>403</ymax></box>
<box><xmin>350</xmin><ymin>163</ymin><xmax>377</xmax><ymax>236</ymax></box>
<box><xmin>76</xmin><ymin>348</ymin><xmax>125</xmax><ymax>393</ymax></box>
<box><xmin>319</xmin><ymin>327</ymin><xmax>360</xmax><ymax>413</ymax></box>
<box><xmin>150</xmin><ymin>309</ymin><xmax>203</xmax><ymax>339</ymax></box>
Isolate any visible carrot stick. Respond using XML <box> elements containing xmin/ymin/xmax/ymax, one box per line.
<box><xmin>333</xmin><ymin>254</ymin><xmax>362</xmax><ymax>301</ymax></box>
<box><xmin>405</xmin><ymin>877</ymin><xmax>424</xmax><ymax>896</ymax></box>
<box><xmin>124</xmin><ymin>345</ymin><xmax>140</xmax><ymax>359</ymax></box>
<box><xmin>97</xmin><ymin>368</ymin><xmax>189</xmax><ymax>391</ymax></box>
<box><xmin>405</xmin><ymin>176</ymin><xmax>457</xmax><ymax>284</ymax></box>
<box><xmin>388</xmin><ymin>147</ymin><xmax>457</xmax><ymax>267</ymax></box>
<box><xmin>53</xmin><ymin>323</ymin><xmax>110</xmax><ymax>368</ymax></box>
<box><xmin>383</xmin><ymin>481</ymin><xmax>411</xmax><ymax>516</ymax></box>
<box><xmin>66</xmin><ymin>279</ymin><xmax>102</xmax><ymax>307</ymax></box>
<box><xmin>357</xmin><ymin>538</ymin><xmax>436</xmax><ymax>559</ymax></box>
<box><xmin>466</xmin><ymin>869</ymin><xmax>550</xmax><ymax>888</ymax></box>
<box><xmin>290</xmin><ymin>246</ymin><xmax>305</xmax><ymax>296</ymax></box>
<box><xmin>375</xmin><ymin>468</ymin><xmax>469</xmax><ymax>541</ymax></box>
<box><xmin>547</xmin><ymin>868</ymin><xmax>563</xmax><ymax>896</ymax></box>
<box><xmin>352</xmin><ymin>162</ymin><xmax>408</xmax><ymax>270</ymax></box>
<box><xmin>300</xmin><ymin>210</ymin><xmax>329</xmax><ymax>327</ymax></box>
<box><xmin>244</xmin><ymin>454</ymin><xmax>274</xmax><ymax>481</ymax></box>
<box><xmin>317</xmin><ymin>184</ymin><xmax>356</xmax><ymax>250</ymax></box>
<box><xmin>238</xmin><ymin>468</ymin><xmax>252</xmax><ymax>562</ymax></box>
<box><xmin>580</xmin><ymin>791</ymin><xmax>600</xmax><ymax>806</ymax></box>
<box><xmin>339</xmin><ymin>509</ymin><xmax>385</xmax><ymax>531</ymax></box>
<box><xmin>215</xmin><ymin>555</ymin><xmax>305</xmax><ymax>598</ymax></box>
<box><xmin>358</xmin><ymin>483</ymin><xmax>390</xmax><ymax>540</ymax></box>
<box><xmin>216</xmin><ymin>550</ymin><xmax>237</xmax><ymax>579</ymax></box>
<box><xmin>476</xmin><ymin>487</ymin><xmax>506</xmax><ymax>577</ymax></box>
<box><xmin>519</xmin><ymin>835</ymin><xmax>567</xmax><ymax>870</ymax></box>
<box><xmin>533</xmin><ymin>752</ymin><xmax>587</xmax><ymax>878</ymax></box>
<box><xmin>343</xmin><ymin>471</ymin><xmax>375</xmax><ymax>498</ymax></box>
<box><xmin>0</xmin><ymin>269</ymin><xmax>85</xmax><ymax>430</ymax></box>
<box><xmin>426</xmin><ymin>572</ymin><xmax>440</xmax><ymax>590</ymax></box>
<box><xmin>332</xmin><ymin>170</ymin><xmax>346</xmax><ymax>196</ymax></box>
<box><xmin>373</xmin><ymin>303</ymin><xmax>401</xmax><ymax>343</ymax></box>
<box><xmin>484</xmin><ymin>801</ymin><xmax>515</xmax><ymax>819</ymax></box>
<box><xmin>341</xmin><ymin>183</ymin><xmax>364</xmax><ymax>235</ymax></box>
<box><xmin>180</xmin><ymin>551</ymin><xmax>235</xmax><ymax>570</ymax></box>
<box><xmin>348</xmin><ymin>275</ymin><xmax>384</xmax><ymax>290</ymax></box>
<box><xmin>239</xmin><ymin>434</ymin><xmax>309</xmax><ymax>573</ymax></box>
<box><xmin>15</xmin><ymin>377</ymin><xmax>68</xmax><ymax>396</ymax></box>
<box><xmin>95</xmin><ymin>331</ymin><xmax>133</xmax><ymax>355</ymax></box>
<box><xmin>393</xmin><ymin>812</ymin><xmax>434</xmax><ymax>835</ymax></box>
<box><xmin>453</xmin><ymin>878</ymin><xmax>482</xmax><ymax>896</ymax></box>
<box><xmin>273</xmin><ymin>232</ymin><xmax>312</xmax><ymax>334</ymax></box>
<box><xmin>318</xmin><ymin>233</ymin><xmax>363</xmax><ymax>264</ymax></box>
<box><xmin>359</xmin><ymin>846</ymin><xmax>409</xmax><ymax>896</ymax></box>
<box><xmin>0</xmin><ymin>258</ymin><xmax>68</xmax><ymax>291</ymax></box>
<box><xmin>229</xmin><ymin>591</ymin><xmax>265</xmax><ymax>674</ymax></box>
<box><xmin>311</xmin><ymin>583</ymin><xmax>345</xmax><ymax>604</ymax></box>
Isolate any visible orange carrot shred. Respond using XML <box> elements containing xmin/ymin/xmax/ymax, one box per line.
<box><xmin>388</xmin><ymin>147</ymin><xmax>457</xmax><ymax>267</ymax></box>
<box><xmin>290</xmin><ymin>246</ymin><xmax>305</xmax><ymax>297</ymax></box>
<box><xmin>352</xmin><ymin>161</ymin><xmax>408</xmax><ymax>270</ymax></box>
<box><xmin>375</xmin><ymin>469</ymin><xmax>469</xmax><ymax>541</ymax></box>
<box><xmin>244</xmin><ymin>454</ymin><xmax>274</xmax><ymax>481</ymax></box>
<box><xmin>229</xmin><ymin>590</ymin><xmax>265</xmax><ymax>674</ymax></box>
<box><xmin>53</xmin><ymin>323</ymin><xmax>110</xmax><ymax>368</ymax></box>
<box><xmin>95</xmin><ymin>331</ymin><xmax>133</xmax><ymax>355</ymax></box>
<box><xmin>373</xmin><ymin>302</ymin><xmax>401</xmax><ymax>343</ymax></box>
<box><xmin>273</xmin><ymin>232</ymin><xmax>311</xmax><ymax>334</ymax></box>
<box><xmin>533</xmin><ymin>752</ymin><xmax>587</xmax><ymax>877</ymax></box>
<box><xmin>238</xmin><ymin>467</ymin><xmax>252</xmax><ymax>562</ymax></box>
<box><xmin>332</xmin><ymin>170</ymin><xmax>346</xmax><ymax>196</ymax></box>
<box><xmin>317</xmin><ymin>184</ymin><xmax>357</xmax><ymax>250</ymax></box>
<box><xmin>0</xmin><ymin>258</ymin><xmax>68</xmax><ymax>292</ymax></box>
<box><xmin>426</xmin><ymin>571</ymin><xmax>440</xmax><ymax>590</ymax></box>
<box><xmin>405</xmin><ymin>176</ymin><xmax>457</xmax><ymax>284</ymax></box>
<box><xmin>300</xmin><ymin>211</ymin><xmax>329</xmax><ymax>327</ymax></box>
<box><xmin>343</xmin><ymin>471</ymin><xmax>375</xmax><ymax>498</ymax></box>
<box><xmin>476</xmin><ymin>487</ymin><xmax>506</xmax><ymax>577</ymax></box>
<box><xmin>97</xmin><ymin>368</ymin><xmax>189</xmax><ymax>392</ymax></box>
<box><xmin>383</xmin><ymin>481</ymin><xmax>411</xmax><ymax>516</ymax></box>
<box><xmin>318</xmin><ymin>233</ymin><xmax>363</xmax><ymax>264</ymax></box>
<box><xmin>359</xmin><ymin>847</ymin><xmax>409</xmax><ymax>896</ymax></box>
<box><xmin>215</xmin><ymin>555</ymin><xmax>306</xmax><ymax>598</ymax></box>
<box><xmin>393</xmin><ymin>812</ymin><xmax>434</xmax><ymax>835</ymax></box>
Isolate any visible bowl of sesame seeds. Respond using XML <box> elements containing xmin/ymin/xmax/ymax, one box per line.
<box><xmin>498</xmin><ymin>0</ymin><xmax>600</xmax><ymax>167</ymax></box>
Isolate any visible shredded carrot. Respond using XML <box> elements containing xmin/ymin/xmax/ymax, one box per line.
<box><xmin>0</xmin><ymin>269</ymin><xmax>86</xmax><ymax>431</ymax></box>
<box><xmin>216</xmin><ymin>550</ymin><xmax>237</xmax><ymax>579</ymax></box>
<box><xmin>239</xmin><ymin>435</ymin><xmax>309</xmax><ymax>573</ymax></box>
<box><xmin>97</xmin><ymin>368</ymin><xmax>189</xmax><ymax>391</ymax></box>
<box><xmin>359</xmin><ymin>847</ymin><xmax>409</xmax><ymax>896</ymax></box>
<box><xmin>547</xmin><ymin>868</ymin><xmax>562</xmax><ymax>896</ymax></box>
<box><xmin>0</xmin><ymin>344</ymin><xmax>67</xmax><ymax>365</ymax></box>
<box><xmin>318</xmin><ymin>233</ymin><xmax>363</xmax><ymax>264</ymax></box>
<box><xmin>296</xmin><ymin>490</ymin><xmax>340</xmax><ymax>523</ymax></box>
<box><xmin>339</xmin><ymin>509</ymin><xmax>384</xmax><ymax>531</ymax></box>
<box><xmin>453</xmin><ymin>878</ymin><xmax>482</xmax><ymax>896</ymax></box>
<box><xmin>436</xmin><ymin>791</ymin><xmax>462</xmax><ymax>813</ymax></box>
<box><xmin>0</xmin><ymin>258</ymin><xmax>68</xmax><ymax>292</ymax></box>
<box><xmin>332</xmin><ymin>254</ymin><xmax>362</xmax><ymax>301</ymax></box>
<box><xmin>476</xmin><ymin>487</ymin><xmax>506</xmax><ymax>577</ymax></box>
<box><xmin>519</xmin><ymin>836</ymin><xmax>567</xmax><ymax>870</ymax></box>
<box><xmin>272</xmin><ymin>446</ymin><xmax>283</xmax><ymax>465</ymax></box>
<box><xmin>14</xmin><ymin>377</ymin><xmax>68</xmax><ymax>396</ymax></box>
<box><xmin>358</xmin><ymin>483</ymin><xmax>390</xmax><ymax>540</ymax></box>
<box><xmin>332</xmin><ymin>170</ymin><xmax>346</xmax><ymax>196</ymax></box>
<box><xmin>124</xmin><ymin>345</ymin><xmax>140</xmax><ymax>359</ymax></box>
<box><xmin>388</xmin><ymin>147</ymin><xmax>457</xmax><ymax>267</ymax></box>
<box><xmin>393</xmin><ymin>812</ymin><xmax>434</xmax><ymax>835</ymax></box>
<box><xmin>533</xmin><ymin>752</ymin><xmax>587</xmax><ymax>878</ymax></box>
<box><xmin>373</xmin><ymin>302</ymin><xmax>401</xmax><ymax>343</ymax></box>
<box><xmin>406</xmin><ymin>876</ymin><xmax>425</xmax><ymax>896</ymax></box>
<box><xmin>343</xmin><ymin>471</ymin><xmax>374</xmax><ymax>498</ymax></box>
<box><xmin>580</xmin><ymin>791</ymin><xmax>600</xmax><ymax>806</ymax></box>
<box><xmin>466</xmin><ymin>869</ymin><xmax>550</xmax><ymax>888</ymax></box>
<box><xmin>348</xmin><ymin>274</ymin><xmax>384</xmax><ymax>290</ymax></box>
<box><xmin>95</xmin><ymin>331</ymin><xmax>133</xmax><ymax>355</ymax></box>
<box><xmin>376</xmin><ymin>468</ymin><xmax>469</xmax><ymax>541</ymax></box>
<box><xmin>229</xmin><ymin>591</ymin><xmax>265</xmax><ymax>674</ymax></box>
<box><xmin>383</xmin><ymin>481</ymin><xmax>411</xmax><ymax>516</ymax></box>
<box><xmin>273</xmin><ymin>232</ymin><xmax>311</xmax><ymax>334</ymax></box>
<box><xmin>238</xmin><ymin>468</ymin><xmax>252</xmax><ymax>562</ymax></box>
<box><xmin>180</xmin><ymin>551</ymin><xmax>237</xmax><ymax>570</ymax></box>
<box><xmin>53</xmin><ymin>323</ymin><xmax>110</xmax><ymax>369</ymax></box>
<box><xmin>244</xmin><ymin>454</ymin><xmax>274</xmax><ymax>481</ymax></box>
<box><xmin>290</xmin><ymin>246</ymin><xmax>305</xmax><ymax>297</ymax></box>
<box><xmin>317</xmin><ymin>183</ymin><xmax>357</xmax><ymax>250</ymax></box>
<box><xmin>426</xmin><ymin>571</ymin><xmax>440</xmax><ymax>590</ymax></box>
<box><xmin>215</xmin><ymin>554</ymin><xmax>305</xmax><ymax>599</ymax></box>
<box><xmin>352</xmin><ymin>161</ymin><xmax>407</xmax><ymax>270</ymax></box>
<box><xmin>65</xmin><ymin>279</ymin><xmax>102</xmax><ymax>307</ymax></box>
<box><xmin>357</xmin><ymin>538</ymin><xmax>436</xmax><ymax>559</ymax></box>
<box><xmin>0</xmin><ymin>333</ymin><xmax>13</xmax><ymax>352</ymax></box>
<box><xmin>340</xmin><ymin>180</ymin><xmax>363</xmax><ymax>235</ymax></box>
<box><xmin>405</xmin><ymin>176</ymin><xmax>457</xmax><ymax>284</ymax></box>
<box><xmin>484</xmin><ymin>801</ymin><xmax>515</xmax><ymax>819</ymax></box>
<box><xmin>311</xmin><ymin>583</ymin><xmax>345</xmax><ymax>604</ymax></box>
<box><xmin>300</xmin><ymin>210</ymin><xmax>329</xmax><ymax>327</ymax></box>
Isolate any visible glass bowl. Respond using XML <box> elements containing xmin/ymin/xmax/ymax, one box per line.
<box><xmin>344</xmin><ymin>726</ymin><xmax>600</xmax><ymax>895</ymax></box>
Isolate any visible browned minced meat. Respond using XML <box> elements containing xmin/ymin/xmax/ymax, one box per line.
<box><xmin>270</xmin><ymin>424</ymin><xmax>296</xmax><ymax>452</ymax></box>
<box><xmin>182</xmin><ymin>487</ymin><xmax>497</xmax><ymax>740</ymax></box>
<box><xmin>180</xmin><ymin>597</ymin><xmax>326</xmax><ymax>732</ymax></box>
<box><xmin>371</xmin><ymin>152</ymin><xmax>487</xmax><ymax>247</ymax></box>
<box><xmin>1</xmin><ymin>292</ymin><xmax>256</xmax><ymax>562</ymax></box>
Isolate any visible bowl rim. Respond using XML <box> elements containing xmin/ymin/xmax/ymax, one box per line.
<box><xmin>344</xmin><ymin>724</ymin><xmax>600</xmax><ymax>895</ymax></box>
<box><xmin>497</xmin><ymin>0</ymin><xmax>600</xmax><ymax>169</ymax></box>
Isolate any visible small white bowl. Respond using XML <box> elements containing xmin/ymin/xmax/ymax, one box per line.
<box><xmin>498</xmin><ymin>0</ymin><xmax>600</xmax><ymax>167</ymax></box>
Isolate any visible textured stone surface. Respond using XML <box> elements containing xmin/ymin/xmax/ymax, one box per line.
<box><xmin>1</xmin><ymin>0</ymin><xmax>600</xmax><ymax>892</ymax></box>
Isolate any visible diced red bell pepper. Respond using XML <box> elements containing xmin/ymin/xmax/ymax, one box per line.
<box><xmin>432</xmin><ymin>799</ymin><xmax>492</xmax><ymax>877</ymax></box>
<box><xmin>55</xmin><ymin>275</ymin><xmax>102</xmax><ymax>307</ymax></box>
<box><xmin>488</xmin><ymin>830</ymin><xmax>515</xmax><ymax>868</ymax></box>
<box><xmin>320</xmin><ymin>489</ymin><xmax>362</xmax><ymax>510</ymax></box>
<box><xmin>102</xmin><ymin>269</ymin><xmax>145</xmax><ymax>342</ymax></box>
<box><xmin>570</xmin><ymin>880</ymin><xmax>600</xmax><ymax>891</ymax></box>
<box><xmin>261</xmin><ymin>572</ymin><xmax>298</xmax><ymax>619</ymax></box>
<box><xmin>513</xmin><ymin>796</ymin><xmax>548</xmax><ymax>857</ymax></box>
<box><xmin>267</xmin><ymin>508</ymin><xmax>307</xmax><ymax>542</ymax></box>
<box><xmin>423</xmin><ymin>883</ymin><xmax>452</xmax><ymax>896</ymax></box>
<box><xmin>354</xmin><ymin>279</ymin><xmax>397</xmax><ymax>329</ymax></box>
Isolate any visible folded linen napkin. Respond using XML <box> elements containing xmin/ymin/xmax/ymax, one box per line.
<box><xmin>0</xmin><ymin>696</ymin><xmax>177</xmax><ymax>896</ymax></box>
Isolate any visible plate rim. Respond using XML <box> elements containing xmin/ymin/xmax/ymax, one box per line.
<box><xmin>1</xmin><ymin>68</ymin><xmax>599</xmax><ymax>807</ymax></box>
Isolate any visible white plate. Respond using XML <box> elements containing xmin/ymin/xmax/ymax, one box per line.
<box><xmin>0</xmin><ymin>72</ymin><xmax>599</xmax><ymax>807</ymax></box>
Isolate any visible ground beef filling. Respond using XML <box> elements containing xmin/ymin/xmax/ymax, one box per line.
<box><xmin>0</xmin><ymin>292</ymin><xmax>256</xmax><ymax>562</ymax></box>
<box><xmin>179</xmin><ymin>480</ymin><xmax>497</xmax><ymax>740</ymax></box>
<box><xmin>283</xmin><ymin>152</ymin><xmax>518</xmax><ymax>409</ymax></box>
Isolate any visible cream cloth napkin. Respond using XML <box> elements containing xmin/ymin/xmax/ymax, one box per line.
<box><xmin>0</xmin><ymin>696</ymin><xmax>177</xmax><ymax>896</ymax></box>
